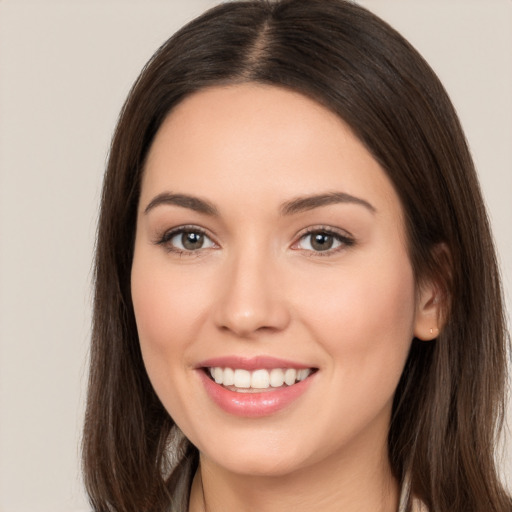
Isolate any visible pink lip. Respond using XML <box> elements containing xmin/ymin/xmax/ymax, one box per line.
<box><xmin>198</xmin><ymin>356</ymin><xmax>312</xmax><ymax>371</ymax></box>
<box><xmin>197</xmin><ymin>366</ymin><xmax>316</xmax><ymax>418</ymax></box>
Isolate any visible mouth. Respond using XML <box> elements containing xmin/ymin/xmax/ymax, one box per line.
<box><xmin>198</xmin><ymin>359</ymin><xmax>318</xmax><ymax>417</ymax></box>
<box><xmin>204</xmin><ymin>366</ymin><xmax>317</xmax><ymax>393</ymax></box>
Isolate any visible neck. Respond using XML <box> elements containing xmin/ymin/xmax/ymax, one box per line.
<box><xmin>188</xmin><ymin>431</ymin><xmax>399</xmax><ymax>512</ymax></box>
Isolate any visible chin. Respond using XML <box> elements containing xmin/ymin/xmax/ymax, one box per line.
<box><xmin>192</xmin><ymin>428</ymin><xmax>310</xmax><ymax>478</ymax></box>
<box><xmin>205</xmin><ymin>449</ymin><xmax>305</xmax><ymax>478</ymax></box>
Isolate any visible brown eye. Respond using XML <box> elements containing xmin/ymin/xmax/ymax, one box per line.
<box><xmin>310</xmin><ymin>232</ymin><xmax>335</xmax><ymax>251</ymax></box>
<box><xmin>296</xmin><ymin>229</ymin><xmax>354</xmax><ymax>254</ymax></box>
<box><xmin>161</xmin><ymin>228</ymin><xmax>216</xmax><ymax>253</ymax></box>
<box><xmin>181</xmin><ymin>231</ymin><xmax>205</xmax><ymax>250</ymax></box>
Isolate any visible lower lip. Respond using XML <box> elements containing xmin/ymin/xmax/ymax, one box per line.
<box><xmin>198</xmin><ymin>370</ymin><xmax>315</xmax><ymax>418</ymax></box>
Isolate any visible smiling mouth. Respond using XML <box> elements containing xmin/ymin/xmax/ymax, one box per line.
<box><xmin>205</xmin><ymin>367</ymin><xmax>317</xmax><ymax>393</ymax></box>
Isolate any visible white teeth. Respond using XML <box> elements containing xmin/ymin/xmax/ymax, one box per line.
<box><xmin>251</xmin><ymin>369</ymin><xmax>270</xmax><ymax>389</ymax></box>
<box><xmin>233</xmin><ymin>369</ymin><xmax>251</xmax><ymax>388</ymax></box>
<box><xmin>207</xmin><ymin>366</ymin><xmax>313</xmax><ymax>390</ymax></box>
<box><xmin>297</xmin><ymin>368</ymin><xmax>312</xmax><ymax>381</ymax></box>
<box><xmin>223</xmin><ymin>367</ymin><xmax>235</xmax><ymax>386</ymax></box>
<box><xmin>284</xmin><ymin>368</ymin><xmax>297</xmax><ymax>386</ymax></box>
<box><xmin>213</xmin><ymin>367</ymin><xmax>223</xmax><ymax>384</ymax></box>
<box><xmin>269</xmin><ymin>368</ymin><xmax>285</xmax><ymax>387</ymax></box>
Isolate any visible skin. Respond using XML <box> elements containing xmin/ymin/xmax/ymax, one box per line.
<box><xmin>131</xmin><ymin>84</ymin><xmax>440</xmax><ymax>512</ymax></box>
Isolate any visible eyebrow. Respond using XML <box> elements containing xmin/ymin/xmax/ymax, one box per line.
<box><xmin>280</xmin><ymin>192</ymin><xmax>376</xmax><ymax>216</ymax></box>
<box><xmin>143</xmin><ymin>191</ymin><xmax>376</xmax><ymax>217</ymax></box>
<box><xmin>144</xmin><ymin>192</ymin><xmax>219</xmax><ymax>216</ymax></box>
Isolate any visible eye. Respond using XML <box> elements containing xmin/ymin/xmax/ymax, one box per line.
<box><xmin>295</xmin><ymin>229</ymin><xmax>354</xmax><ymax>254</ymax></box>
<box><xmin>157</xmin><ymin>226</ymin><xmax>216</xmax><ymax>254</ymax></box>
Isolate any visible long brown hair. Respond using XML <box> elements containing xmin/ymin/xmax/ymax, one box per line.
<box><xmin>82</xmin><ymin>1</ymin><xmax>511</xmax><ymax>510</ymax></box>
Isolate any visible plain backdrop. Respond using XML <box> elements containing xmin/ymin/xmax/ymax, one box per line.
<box><xmin>0</xmin><ymin>1</ymin><xmax>510</xmax><ymax>511</ymax></box>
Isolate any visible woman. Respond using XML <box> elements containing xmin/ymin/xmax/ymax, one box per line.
<box><xmin>82</xmin><ymin>1</ymin><xmax>511</xmax><ymax>511</ymax></box>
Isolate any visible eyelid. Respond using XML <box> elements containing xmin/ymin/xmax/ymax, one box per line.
<box><xmin>153</xmin><ymin>223</ymin><xmax>354</xmax><ymax>256</ymax></box>
<box><xmin>291</xmin><ymin>225</ymin><xmax>355</xmax><ymax>255</ymax></box>
<box><xmin>154</xmin><ymin>224</ymin><xmax>219</xmax><ymax>255</ymax></box>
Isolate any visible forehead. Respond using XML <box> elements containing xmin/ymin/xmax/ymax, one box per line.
<box><xmin>142</xmin><ymin>83</ymin><xmax>402</xmax><ymax>221</ymax></box>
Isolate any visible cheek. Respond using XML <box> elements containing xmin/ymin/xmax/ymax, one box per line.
<box><xmin>130</xmin><ymin>258</ymin><xmax>213</xmax><ymax>434</ymax></box>
<box><xmin>131</xmin><ymin>250</ymin><xmax>208</xmax><ymax>346</ymax></box>
<box><xmin>295</xmin><ymin>252</ymin><xmax>416</xmax><ymax>387</ymax></box>
<box><xmin>130</xmin><ymin>250</ymin><xmax>202</xmax><ymax>391</ymax></box>
<box><xmin>132</xmin><ymin>270</ymin><xmax>175</xmax><ymax>358</ymax></box>
<box><xmin>131</xmin><ymin>267</ymin><xmax>172</xmax><ymax>396</ymax></box>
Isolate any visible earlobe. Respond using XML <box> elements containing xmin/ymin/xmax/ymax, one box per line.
<box><xmin>414</xmin><ymin>243</ymin><xmax>451</xmax><ymax>341</ymax></box>
<box><xmin>413</xmin><ymin>284</ymin><xmax>443</xmax><ymax>341</ymax></box>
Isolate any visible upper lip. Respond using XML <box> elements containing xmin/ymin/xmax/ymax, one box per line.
<box><xmin>197</xmin><ymin>356</ymin><xmax>315</xmax><ymax>371</ymax></box>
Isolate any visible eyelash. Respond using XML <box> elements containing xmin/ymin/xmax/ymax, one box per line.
<box><xmin>293</xmin><ymin>226</ymin><xmax>355</xmax><ymax>256</ymax></box>
<box><xmin>154</xmin><ymin>225</ymin><xmax>355</xmax><ymax>256</ymax></box>
<box><xmin>155</xmin><ymin>225</ymin><xmax>216</xmax><ymax>256</ymax></box>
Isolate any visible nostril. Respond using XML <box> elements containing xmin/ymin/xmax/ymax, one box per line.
<box><xmin>212</xmin><ymin>265</ymin><xmax>291</xmax><ymax>336</ymax></box>
<box><xmin>214</xmin><ymin>306</ymin><xmax>291</xmax><ymax>338</ymax></box>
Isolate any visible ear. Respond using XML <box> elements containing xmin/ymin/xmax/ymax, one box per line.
<box><xmin>413</xmin><ymin>279</ymin><xmax>442</xmax><ymax>341</ymax></box>
<box><xmin>413</xmin><ymin>244</ymin><xmax>451</xmax><ymax>341</ymax></box>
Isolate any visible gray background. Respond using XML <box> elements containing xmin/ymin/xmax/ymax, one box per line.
<box><xmin>0</xmin><ymin>1</ymin><xmax>510</xmax><ymax>510</ymax></box>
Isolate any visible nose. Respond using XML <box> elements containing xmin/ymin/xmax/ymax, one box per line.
<box><xmin>212</xmin><ymin>250</ymin><xmax>291</xmax><ymax>338</ymax></box>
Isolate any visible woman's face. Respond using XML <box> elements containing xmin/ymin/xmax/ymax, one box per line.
<box><xmin>131</xmin><ymin>84</ymin><xmax>436</xmax><ymax>477</ymax></box>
